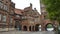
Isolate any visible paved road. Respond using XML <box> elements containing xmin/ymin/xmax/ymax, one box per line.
<box><xmin>0</xmin><ymin>31</ymin><xmax>55</xmax><ymax>34</ymax></box>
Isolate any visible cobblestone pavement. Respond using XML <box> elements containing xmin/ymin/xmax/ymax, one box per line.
<box><xmin>0</xmin><ymin>31</ymin><xmax>55</xmax><ymax>34</ymax></box>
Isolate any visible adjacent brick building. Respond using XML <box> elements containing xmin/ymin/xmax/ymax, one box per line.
<box><xmin>0</xmin><ymin>0</ymin><xmax>15</xmax><ymax>31</ymax></box>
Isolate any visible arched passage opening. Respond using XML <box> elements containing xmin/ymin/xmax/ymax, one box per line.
<box><xmin>45</xmin><ymin>23</ymin><xmax>54</xmax><ymax>31</ymax></box>
<box><xmin>29</xmin><ymin>26</ymin><xmax>31</xmax><ymax>31</ymax></box>
<box><xmin>35</xmin><ymin>24</ymin><xmax>40</xmax><ymax>31</ymax></box>
<box><xmin>15</xmin><ymin>21</ymin><xmax>21</xmax><ymax>30</ymax></box>
<box><xmin>29</xmin><ymin>26</ymin><xmax>35</xmax><ymax>31</ymax></box>
<box><xmin>23</xmin><ymin>26</ymin><xmax>27</xmax><ymax>31</ymax></box>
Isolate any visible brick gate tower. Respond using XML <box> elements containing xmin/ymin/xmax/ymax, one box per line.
<box><xmin>40</xmin><ymin>0</ymin><xmax>59</xmax><ymax>31</ymax></box>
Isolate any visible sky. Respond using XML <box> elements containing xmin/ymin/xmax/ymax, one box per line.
<box><xmin>12</xmin><ymin>0</ymin><xmax>41</xmax><ymax>14</ymax></box>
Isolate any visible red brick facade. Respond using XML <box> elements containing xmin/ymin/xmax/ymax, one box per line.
<box><xmin>21</xmin><ymin>3</ymin><xmax>41</xmax><ymax>31</ymax></box>
<box><xmin>1</xmin><ymin>0</ymin><xmax>58</xmax><ymax>31</ymax></box>
<box><xmin>14</xmin><ymin>3</ymin><xmax>41</xmax><ymax>31</ymax></box>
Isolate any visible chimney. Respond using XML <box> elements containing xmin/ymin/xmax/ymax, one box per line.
<box><xmin>34</xmin><ymin>8</ymin><xmax>37</xmax><ymax>11</ymax></box>
<box><xmin>30</xmin><ymin>3</ymin><xmax>32</xmax><ymax>8</ymax></box>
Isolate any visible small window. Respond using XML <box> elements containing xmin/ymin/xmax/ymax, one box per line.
<box><xmin>21</xmin><ymin>16</ymin><xmax>27</xmax><ymax>20</ymax></box>
<box><xmin>2</xmin><ymin>15</ymin><xmax>6</xmax><ymax>23</ymax></box>
<box><xmin>0</xmin><ymin>2</ymin><xmax>3</xmax><ymax>9</ymax></box>
<box><xmin>3</xmin><ymin>5</ymin><xmax>8</xmax><ymax>11</ymax></box>
<box><xmin>16</xmin><ymin>15</ymin><xmax>20</xmax><ymax>17</ymax></box>
<box><xmin>10</xmin><ymin>17</ymin><xmax>13</xmax><ymax>23</ymax></box>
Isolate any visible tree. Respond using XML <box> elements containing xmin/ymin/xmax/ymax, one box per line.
<box><xmin>41</xmin><ymin>0</ymin><xmax>60</xmax><ymax>24</ymax></box>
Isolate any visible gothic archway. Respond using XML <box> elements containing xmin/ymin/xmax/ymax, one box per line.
<box><xmin>45</xmin><ymin>23</ymin><xmax>54</xmax><ymax>31</ymax></box>
<box><xmin>15</xmin><ymin>21</ymin><xmax>21</xmax><ymax>30</ymax></box>
<box><xmin>35</xmin><ymin>24</ymin><xmax>40</xmax><ymax>31</ymax></box>
<box><xmin>29</xmin><ymin>26</ymin><xmax>31</xmax><ymax>31</ymax></box>
<box><xmin>23</xmin><ymin>26</ymin><xmax>27</xmax><ymax>31</ymax></box>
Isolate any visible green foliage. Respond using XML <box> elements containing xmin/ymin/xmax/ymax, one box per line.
<box><xmin>47</xmin><ymin>24</ymin><xmax>53</xmax><ymax>28</ymax></box>
<box><xmin>41</xmin><ymin>0</ymin><xmax>60</xmax><ymax>23</ymax></box>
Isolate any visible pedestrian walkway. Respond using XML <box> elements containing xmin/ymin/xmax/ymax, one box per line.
<box><xmin>0</xmin><ymin>31</ymin><xmax>55</xmax><ymax>34</ymax></box>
